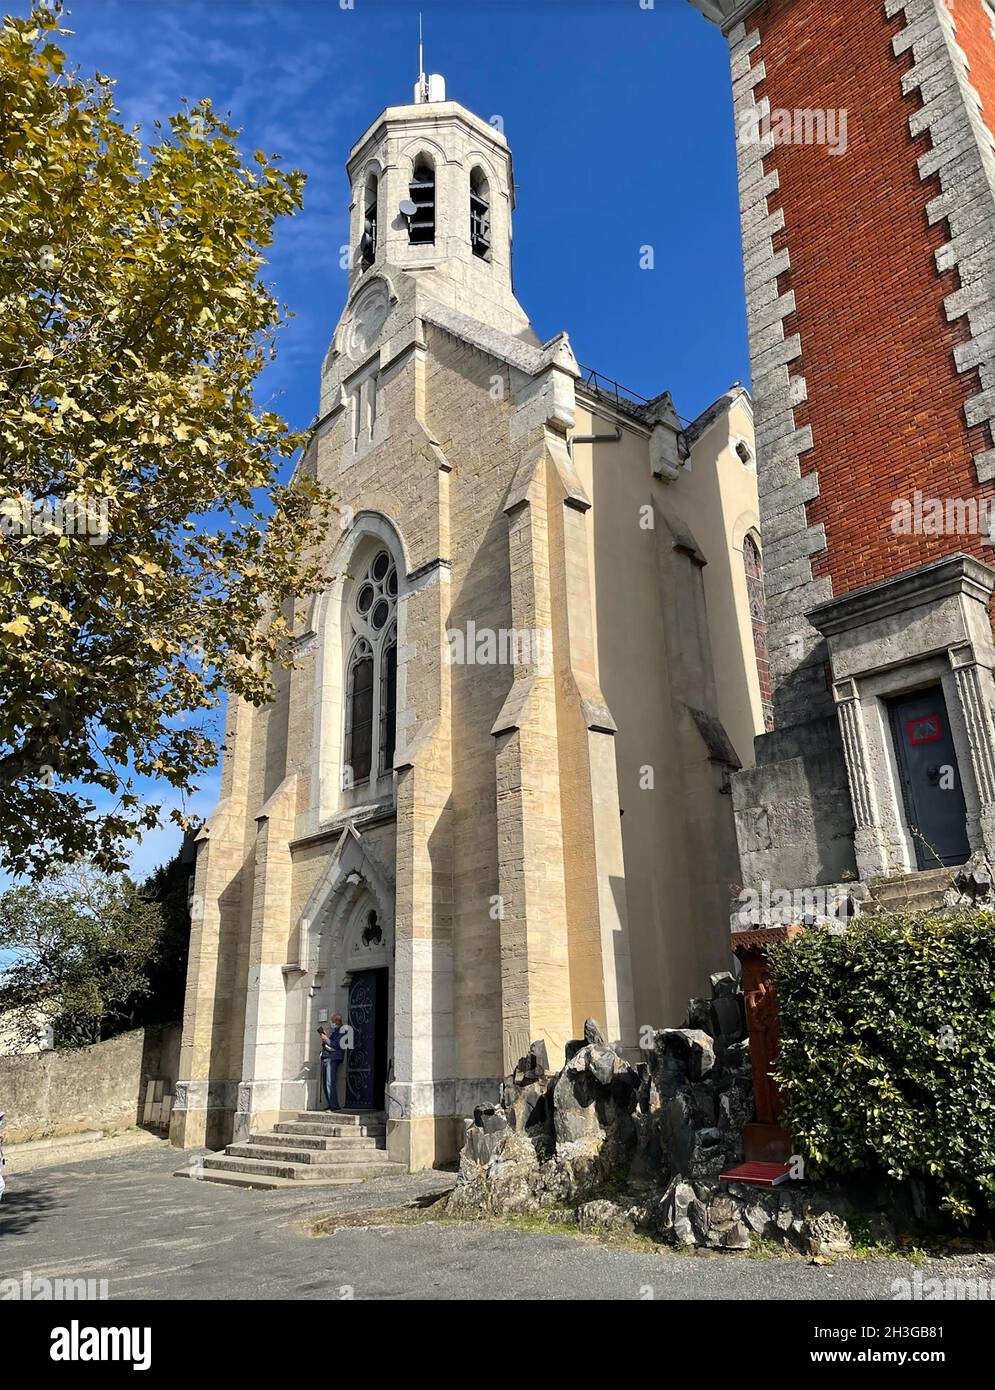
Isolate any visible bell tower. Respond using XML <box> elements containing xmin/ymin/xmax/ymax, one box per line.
<box><xmin>343</xmin><ymin>72</ymin><xmax>533</xmax><ymax>340</ymax></box>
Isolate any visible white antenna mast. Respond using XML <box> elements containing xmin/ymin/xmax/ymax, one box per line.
<box><xmin>417</xmin><ymin>12</ymin><xmax>427</xmax><ymax>103</ymax></box>
<box><xmin>413</xmin><ymin>12</ymin><xmax>444</xmax><ymax>105</ymax></box>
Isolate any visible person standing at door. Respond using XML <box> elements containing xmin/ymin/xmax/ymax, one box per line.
<box><xmin>319</xmin><ymin>1016</ymin><xmax>346</xmax><ymax>1112</ymax></box>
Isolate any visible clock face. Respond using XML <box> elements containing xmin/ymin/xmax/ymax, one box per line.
<box><xmin>346</xmin><ymin>282</ymin><xmax>390</xmax><ymax>360</ymax></box>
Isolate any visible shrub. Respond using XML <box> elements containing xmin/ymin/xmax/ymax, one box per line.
<box><xmin>770</xmin><ymin>912</ymin><xmax>995</xmax><ymax>1222</ymax></box>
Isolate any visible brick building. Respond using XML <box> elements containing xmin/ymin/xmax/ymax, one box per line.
<box><xmin>170</xmin><ymin>72</ymin><xmax>766</xmax><ymax>1170</ymax></box>
<box><xmin>690</xmin><ymin>0</ymin><xmax>995</xmax><ymax>895</ymax></box>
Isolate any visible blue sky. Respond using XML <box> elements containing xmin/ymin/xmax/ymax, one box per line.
<box><xmin>58</xmin><ymin>0</ymin><xmax>750</xmax><ymax>420</ymax></box>
<box><xmin>8</xmin><ymin>0</ymin><xmax>751</xmax><ymax>887</ymax></box>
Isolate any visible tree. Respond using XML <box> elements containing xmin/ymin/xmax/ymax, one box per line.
<box><xmin>0</xmin><ymin>866</ymin><xmax>167</xmax><ymax>1048</ymax></box>
<box><xmin>0</xmin><ymin>4</ymin><xmax>334</xmax><ymax>877</ymax></box>
<box><xmin>133</xmin><ymin>844</ymin><xmax>194</xmax><ymax>1028</ymax></box>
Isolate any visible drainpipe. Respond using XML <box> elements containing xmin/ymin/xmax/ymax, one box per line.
<box><xmin>566</xmin><ymin>427</ymin><xmax>622</xmax><ymax>459</ymax></box>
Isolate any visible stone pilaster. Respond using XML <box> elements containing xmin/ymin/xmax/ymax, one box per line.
<box><xmin>387</xmin><ymin>358</ymin><xmax>459</xmax><ymax>1169</ymax></box>
<box><xmin>233</xmin><ymin>775</ymin><xmax>298</xmax><ymax>1142</ymax></box>
<box><xmin>492</xmin><ymin>451</ymin><xmax>574</xmax><ymax>1073</ymax></box>
<box><xmin>546</xmin><ymin>432</ymin><xmax>636</xmax><ymax>1049</ymax></box>
<box><xmin>949</xmin><ymin>643</ymin><xmax>995</xmax><ymax>854</ymax></box>
<box><xmin>726</xmin><ymin>14</ymin><xmax>832</xmax><ymax>728</ymax></box>
<box><xmin>833</xmin><ymin>679</ymin><xmax>889</xmax><ymax>880</ymax></box>
<box><xmin>170</xmin><ymin>696</ymin><xmax>252</xmax><ymax>1149</ymax></box>
<box><xmin>390</xmin><ymin>573</ymin><xmax>457</xmax><ymax>1167</ymax></box>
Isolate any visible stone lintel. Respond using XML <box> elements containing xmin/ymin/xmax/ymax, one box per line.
<box><xmin>808</xmin><ymin>553</ymin><xmax>995</xmax><ymax>641</ymax></box>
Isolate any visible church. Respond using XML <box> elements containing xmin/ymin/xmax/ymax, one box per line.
<box><xmin>170</xmin><ymin>71</ymin><xmax>765</xmax><ymax>1170</ymax></box>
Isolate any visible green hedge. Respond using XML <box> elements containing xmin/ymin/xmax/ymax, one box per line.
<box><xmin>770</xmin><ymin>912</ymin><xmax>995</xmax><ymax>1221</ymax></box>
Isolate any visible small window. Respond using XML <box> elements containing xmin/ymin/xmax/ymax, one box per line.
<box><xmin>408</xmin><ymin>157</ymin><xmax>435</xmax><ymax>244</ymax></box>
<box><xmin>360</xmin><ymin>174</ymin><xmax>378</xmax><ymax>271</ymax></box>
<box><xmin>351</xmin><ymin>386</ymin><xmax>362</xmax><ymax>450</ymax></box>
<box><xmin>350</xmin><ymin>368</ymin><xmax>378</xmax><ymax>451</ymax></box>
<box><xmin>470</xmin><ymin>168</ymin><xmax>490</xmax><ymax>259</ymax></box>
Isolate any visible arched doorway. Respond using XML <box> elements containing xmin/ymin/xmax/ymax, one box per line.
<box><xmin>308</xmin><ymin>879</ymin><xmax>393</xmax><ymax>1112</ymax></box>
<box><xmin>296</xmin><ymin>822</ymin><xmax>396</xmax><ymax>1113</ymax></box>
<box><xmin>344</xmin><ymin>918</ymin><xmax>389</xmax><ymax>1110</ymax></box>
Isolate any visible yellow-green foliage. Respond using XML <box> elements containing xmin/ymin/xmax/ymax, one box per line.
<box><xmin>0</xmin><ymin>6</ymin><xmax>334</xmax><ymax>876</ymax></box>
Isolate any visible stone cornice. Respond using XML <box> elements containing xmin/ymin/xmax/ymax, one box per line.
<box><xmin>288</xmin><ymin>802</ymin><xmax>396</xmax><ymax>853</ymax></box>
<box><xmin>808</xmin><ymin>554</ymin><xmax>995</xmax><ymax>638</ymax></box>
<box><xmin>687</xmin><ymin>0</ymin><xmax>764</xmax><ymax>34</ymax></box>
<box><xmin>348</xmin><ymin>100</ymin><xmax>510</xmax><ymax>173</ymax></box>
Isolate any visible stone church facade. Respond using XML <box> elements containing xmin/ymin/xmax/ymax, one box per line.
<box><xmin>170</xmin><ymin>77</ymin><xmax>764</xmax><ymax>1168</ymax></box>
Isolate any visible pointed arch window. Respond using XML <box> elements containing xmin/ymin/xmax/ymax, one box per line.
<box><xmin>470</xmin><ymin>167</ymin><xmax>491</xmax><ymax>259</ymax></box>
<box><xmin>345</xmin><ymin>637</ymin><xmax>374</xmax><ymax>783</ymax></box>
<box><xmin>408</xmin><ymin>156</ymin><xmax>435</xmax><ymax>244</ymax></box>
<box><xmin>380</xmin><ymin>622</ymin><xmax>397</xmax><ymax>775</ymax></box>
<box><xmin>743</xmin><ymin>530</ymin><xmax>774</xmax><ymax>733</ymax></box>
<box><xmin>344</xmin><ymin>549</ymin><xmax>399</xmax><ymax>786</ymax></box>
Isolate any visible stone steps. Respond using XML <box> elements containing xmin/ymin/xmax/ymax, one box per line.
<box><xmin>292</xmin><ymin>1110</ymin><xmax>385</xmax><ymax>1127</ymax></box>
<box><xmin>865</xmin><ymin>867</ymin><xmax>955</xmax><ymax>914</ymax></box>
<box><xmin>200</xmin><ymin>1153</ymin><xmax>405</xmax><ymax>1183</ymax></box>
<box><xmin>227</xmin><ymin>1141</ymin><xmax>394</xmax><ymax>1166</ymax></box>
<box><xmin>248</xmin><ymin>1131</ymin><xmax>382</xmax><ymax>1152</ymax></box>
<box><xmin>176</xmin><ymin>1166</ymin><xmax>355</xmax><ymax>1192</ymax></box>
<box><xmin>176</xmin><ymin>1108</ymin><xmax>400</xmax><ymax>1189</ymax></box>
<box><xmin>274</xmin><ymin>1120</ymin><xmax>385</xmax><ymax>1140</ymax></box>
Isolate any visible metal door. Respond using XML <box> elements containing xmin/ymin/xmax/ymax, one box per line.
<box><xmin>888</xmin><ymin>687</ymin><xmax>970</xmax><ymax>869</ymax></box>
<box><xmin>346</xmin><ymin>969</ymin><xmax>388</xmax><ymax>1109</ymax></box>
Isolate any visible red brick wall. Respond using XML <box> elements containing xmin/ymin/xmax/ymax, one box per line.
<box><xmin>951</xmin><ymin>0</ymin><xmax>995</xmax><ymax>144</ymax></box>
<box><xmin>747</xmin><ymin>0</ymin><xmax>993</xmax><ymax>598</ymax></box>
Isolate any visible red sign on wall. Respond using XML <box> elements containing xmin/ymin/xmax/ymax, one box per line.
<box><xmin>907</xmin><ymin>715</ymin><xmax>943</xmax><ymax>745</ymax></box>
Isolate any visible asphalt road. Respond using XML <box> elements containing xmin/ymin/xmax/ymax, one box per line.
<box><xmin>0</xmin><ymin>1138</ymin><xmax>990</xmax><ymax>1302</ymax></box>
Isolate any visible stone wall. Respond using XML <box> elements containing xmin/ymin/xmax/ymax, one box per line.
<box><xmin>0</xmin><ymin>1024</ymin><xmax>181</xmax><ymax>1144</ymax></box>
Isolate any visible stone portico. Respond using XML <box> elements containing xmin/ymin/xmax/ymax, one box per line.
<box><xmin>811</xmin><ymin>555</ymin><xmax>995</xmax><ymax>881</ymax></box>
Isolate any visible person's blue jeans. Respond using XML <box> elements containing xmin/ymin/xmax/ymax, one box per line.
<box><xmin>321</xmin><ymin>1056</ymin><xmax>341</xmax><ymax>1111</ymax></box>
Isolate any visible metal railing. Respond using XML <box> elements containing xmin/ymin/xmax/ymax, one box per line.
<box><xmin>576</xmin><ymin>364</ymin><xmax>652</xmax><ymax>410</ymax></box>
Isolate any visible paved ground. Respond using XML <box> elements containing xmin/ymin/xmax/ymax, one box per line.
<box><xmin>1</xmin><ymin>1138</ymin><xmax>991</xmax><ymax>1301</ymax></box>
